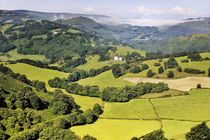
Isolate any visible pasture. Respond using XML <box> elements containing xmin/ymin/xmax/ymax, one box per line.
<box><xmin>77</xmin><ymin>70</ymin><xmax>134</xmax><ymax>89</ymax></box>
<box><xmin>72</xmin><ymin>88</ymin><xmax>210</xmax><ymax>140</ymax></box>
<box><xmin>0</xmin><ymin>49</ymin><xmax>46</xmax><ymax>61</ymax></box>
<box><xmin>101</xmin><ymin>99</ymin><xmax>157</xmax><ymax>119</ymax></box>
<box><xmin>152</xmin><ymin>89</ymin><xmax>210</xmax><ymax>121</ymax></box>
<box><xmin>6</xmin><ymin>63</ymin><xmax>68</xmax><ymax>84</ymax></box>
<box><xmin>70</xmin><ymin>93</ymin><xmax>103</xmax><ymax>111</ymax></box>
<box><xmin>71</xmin><ymin>119</ymin><xmax>160</xmax><ymax>140</ymax></box>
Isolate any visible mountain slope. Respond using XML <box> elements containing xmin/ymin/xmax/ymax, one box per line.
<box><xmin>163</xmin><ymin>18</ymin><xmax>210</xmax><ymax>37</ymax></box>
<box><xmin>138</xmin><ymin>34</ymin><xmax>210</xmax><ymax>53</ymax></box>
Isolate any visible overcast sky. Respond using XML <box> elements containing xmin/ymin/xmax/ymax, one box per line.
<box><xmin>1</xmin><ymin>0</ymin><xmax>210</xmax><ymax>26</ymax></box>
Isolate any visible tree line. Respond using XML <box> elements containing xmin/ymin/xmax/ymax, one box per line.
<box><xmin>48</xmin><ymin>77</ymin><xmax>169</xmax><ymax>102</ymax></box>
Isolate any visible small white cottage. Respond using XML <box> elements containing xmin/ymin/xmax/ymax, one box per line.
<box><xmin>113</xmin><ymin>56</ymin><xmax>123</xmax><ymax>61</ymax></box>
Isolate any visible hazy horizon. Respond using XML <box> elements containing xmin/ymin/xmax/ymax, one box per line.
<box><xmin>1</xmin><ymin>0</ymin><xmax>210</xmax><ymax>26</ymax></box>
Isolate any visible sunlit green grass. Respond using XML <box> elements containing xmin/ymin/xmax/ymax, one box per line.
<box><xmin>6</xmin><ymin>63</ymin><xmax>68</xmax><ymax>85</ymax></box>
<box><xmin>152</xmin><ymin>89</ymin><xmax>210</xmax><ymax>121</ymax></box>
<box><xmin>77</xmin><ymin>70</ymin><xmax>134</xmax><ymax>89</ymax></box>
<box><xmin>71</xmin><ymin>119</ymin><xmax>160</xmax><ymax>140</ymax></box>
<box><xmin>162</xmin><ymin>120</ymin><xmax>199</xmax><ymax>140</ymax></box>
<box><xmin>0</xmin><ymin>49</ymin><xmax>46</xmax><ymax>61</ymax></box>
<box><xmin>69</xmin><ymin>93</ymin><xmax>103</xmax><ymax>111</ymax></box>
<box><xmin>101</xmin><ymin>99</ymin><xmax>157</xmax><ymax>119</ymax></box>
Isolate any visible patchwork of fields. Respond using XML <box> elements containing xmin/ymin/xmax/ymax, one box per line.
<box><xmin>72</xmin><ymin>89</ymin><xmax>210</xmax><ymax>140</ymax></box>
<box><xmin>3</xmin><ymin>60</ymin><xmax>210</xmax><ymax>140</ymax></box>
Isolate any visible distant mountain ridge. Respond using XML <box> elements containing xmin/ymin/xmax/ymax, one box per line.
<box><xmin>1</xmin><ymin>9</ymin><xmax>210</xmax><ymax>54</ymax></box>
<box><xmin>14</xmin><ymin>10</ymin><xmax>109</xmax><ymax>20</ymax></box>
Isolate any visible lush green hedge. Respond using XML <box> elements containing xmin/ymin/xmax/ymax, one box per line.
<box><xmin>184</xmin><ymin>68</ymin><xmax>206</xmax><ymax>74</ymax></box>
<box><xmin>48</xmin><ymin>77</ymin><xmax>169</xmax><ymax>102</ymax></box>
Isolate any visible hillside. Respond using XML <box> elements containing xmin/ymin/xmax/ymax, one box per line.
<box><xmin>138</xmin><ymin>34</ymin><xmax>210</xmax><ymax>53</ymax></box>
<box><xmin>0</xmin><ymin>65</ymin><xmax>104</xmax><ymax>139</ymax></box>
<box><xmin>1</xmin><ymin>8</ymin><xmax>210</xmax><ymax>140</ymax></box>
<box><xmin>1</xmin><ymin>18</ymin><xmax>118</xmax><ymax>62</ymax></box>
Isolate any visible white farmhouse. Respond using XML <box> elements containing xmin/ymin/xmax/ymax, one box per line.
<box><xmin>113</xmin><ymin>56</ymin><xmax>123</xmax><ymax>61</ymax></box>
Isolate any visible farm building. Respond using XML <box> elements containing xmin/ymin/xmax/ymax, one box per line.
<box><xmin>113</xmin><ymin>56</ymin><xmax>123</xmax><ymax>61</ymax></box>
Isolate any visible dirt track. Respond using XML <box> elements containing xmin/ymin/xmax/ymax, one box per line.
<box><xmin>124</xmin><ymin>77</ymin><xmax>210</xmax><ymax>91</ymax></box>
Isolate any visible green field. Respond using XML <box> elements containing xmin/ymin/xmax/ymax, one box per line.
<box><xmin>77</xmin><ymin>55</ymin><xmax>124</xmax><ymax>70</ymax></box>
<box><xmin>70</xmin><ymin>93</ymin><xmax>103</xmax><ymax>111</ymax></box>
<box><xmin>6</xmin><ymin>63</ymin><xmax>68</xmax><ymax>85</ymax></box>
<box><xmin>101</xmin><ymin>99</ymin><xmax>157</xmax><ymax>119</ymax></box>
<box><xmin>152</xmin><ymin>89</ymin><xmax>210</xmax><ymax>121</ymax></box>
<box><xmin>72</xmin><ymin>88</ymin><xmax>210</xmax><ymax>140</ymax></box>
<box><xmin>162</xmin><ymin>120</ymin><xmax>199</xmax><ymax>140</ymax></box>
<box><xmin>77</xmin><ymin>70</ymin><xmax>134</xmax><ymax>89</ymax></box>
<box><xmin>0</xmin><ymin>49</ymin><xmax>47</xmax><ymax>61</ymax></box>
<box><xmin>71</xmin><ymin>119</ymin><xmax>160</xmax><ymax>140</ymax></box>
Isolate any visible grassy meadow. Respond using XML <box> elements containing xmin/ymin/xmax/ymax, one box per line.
<box><xmin>71</xmin><ymin>119</ymin><xmax>160</xmax><ymax>140</ymax></box>
<box><xmin>0</xmin><ymin>49</ymin><xmax>47</xmax><ymax>61</ymax></box>
<box><xmin>77</xmin><ymin>70</ymin><xmax>134</xmax><ymax>89</ymax></box>
<box><xmin>71</xmin><ymin>88</ymin><xmax>210</xmax><ymax>140</ymax></box>
<box><xmin>152</xmin><ymin>89</ymin><xmax>210</xmax><ymax>121</ymax></box>
<box><xmin>6</xmin><ymin>63</ymin><xmax>68</xmax><ymax>85</ymax></box>
<box><xmin>101</xmin><ymin>99</ymin><xmax>157</xmax><ymax>119</ymax></box>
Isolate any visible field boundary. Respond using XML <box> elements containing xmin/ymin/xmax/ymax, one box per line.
<box><xmin>148</xmin><ymin>99</ymin><xmax>163</xmax><ymax>129</ymax></box>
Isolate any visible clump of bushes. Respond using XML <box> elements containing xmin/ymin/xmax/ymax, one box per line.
<box><xmin>130</xmin><ymin>66</ymin><xmax>142</xmax><ymax>73</ymax></box>
<box><xmin>147</xmin><ymin>70</ymin><xmax>155</xmax><ymax>77</ymax></box>
<box><xmin>181</xmin><ymin>59</ymin><xmax>189</xmax><ymax>63</ymax></box>
<box><xmin>164</xmin><ymin>57</ymin><xmax>179</xmax><ymax>69</ymax></box>
<box><xmin>186</xmin><ymin>122</ymin><xmax>210</xmax><ymax>140</ymax></box>
<box><xmin>197</xmin><ymin>84</ymin><xmax>201</xmax><ymax>88</ymax></box>
<box><xmin>101</xmin><ymin>82</ymin><xmax>169</xmax><ymax>102</ymax></box>
<box><xmin>187</xmin><ymin>52</ymin><xmax>202</xmax><ymax>61</ymax></box>
<box><xmin>184</xmin><ymin>68</ymin><xmax>205</xmax><ymax>74</ymax></box>
<box><xmin>154</xmin><ymin>63</ymin><xmax>161</xmax><ymax>67</ymax></box>
<box><xmin>158</xmin><ymin>67</ymin><xmax>164</xmax><ymax>74</ymax></box>
<box><xmin>167</xmin><ymin>71</ymin><xmax>174</xmax><ymax>78</ymax></box>
<box><xmin>132</xmin><ymin>129</ymin><xmax>167</xmax><ymax>140</ymax></box>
